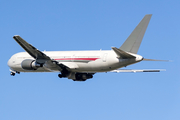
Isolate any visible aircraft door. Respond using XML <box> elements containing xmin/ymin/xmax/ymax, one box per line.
<box><xmin>102</xmin><ymin>53</ymin><xmax>107</xmax><ymax>62</ymax></box>
<box><xmin>71</xmin><ymin>54</ymin><xmax>75</xmax><ymax>62</ymax></box>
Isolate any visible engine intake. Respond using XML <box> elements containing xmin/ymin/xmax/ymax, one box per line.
<box><xmin>21</xmin><ymin>59</ymin><xmax>41</xmax><ymax>70</ymax></box>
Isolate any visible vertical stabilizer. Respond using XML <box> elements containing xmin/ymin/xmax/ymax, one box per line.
<box><xmin>120</xmin><ymin>14</ymin><xmax>152</xmax><ymax>54</ymax></box>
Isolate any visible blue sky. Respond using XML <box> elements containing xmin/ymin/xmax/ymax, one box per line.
<box><xmin>0</xmin><ymin>0</ymin><xmax>180</xmax><ymax>120</ymax></box>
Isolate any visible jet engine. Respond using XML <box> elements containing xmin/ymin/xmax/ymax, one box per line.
<box><xmin>21</xmin><ymin>59</ymin><xmax>41</xmax><ymax>70</ymax></box>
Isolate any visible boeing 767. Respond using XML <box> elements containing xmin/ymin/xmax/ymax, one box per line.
<box><xmin>8</xmin><ymin>14</ymin><xmax>166</xmax><ymax>81</ymax></box>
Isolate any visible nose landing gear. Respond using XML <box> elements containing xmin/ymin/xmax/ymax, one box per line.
<box><xmin>10</xmin><ymin>70</ymin><xmax>20</xmax><ymax>76</ymax></box>
<box><xmin>10</xmin><ymin>72</ymin><xmax>15</xmax><ymax>76</ymax></box>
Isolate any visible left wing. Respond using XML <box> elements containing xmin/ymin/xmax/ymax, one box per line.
<box><xmin>13</xmin><ymin>35</ymin><xmax>69</xmax><ymax>72</ymax></box>
<box><xmin>111</xmin><ymin>69</ymin><xmax>165</xmax><ymax>73</ymax></box>
<box><xmin>13</xmin><ymin>35</ymin><xmax>50</xmax><ymax>63</ymax></box>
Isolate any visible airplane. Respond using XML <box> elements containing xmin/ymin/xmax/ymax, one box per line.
<box><xmin>7</xmin><ymin>14</ymin><xmax>166</xmax><ymax>81</ymax></box>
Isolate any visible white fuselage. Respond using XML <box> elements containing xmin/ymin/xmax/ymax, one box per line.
<box><xmin>8</xmin><ymin>50</ymin><xmax>142</xmax><ymax>73</ymax></box>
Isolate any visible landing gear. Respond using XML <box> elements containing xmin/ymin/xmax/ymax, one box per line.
<box><xmin>58</xmin><ymin>74</ymin><xmax>63</xmax><ymax>78</ymax></box>
<box><xmin>10</xmin><ymin>70</ymin><xmax>20</xmax><ymax>76</ymax></box>
<box><xmin>10</xmin><ymin>72</ymin><xmax>15</xmax><ymax>76</ymax></box>
<box><xmin>58</xmin><ymin>70</ymin><xmax>94</xmax><ymax>81</ymax></box>
<box><xmin>58</xmin><ymin>69</ymin><xmax>70</xmax><ymax>78</ymax></box>
<box><xmin>16</xmin><ymin>72</ymin><xmax>20</xmax><ymax>74</ymax></box>
<box><xmin>74</xmin><ymin>73</ymin><xmax>93</xmax><ymax>81</ymax></box>
<box><xmin>58</xmin><ymin>73</ymin><xmax>68</xmax><ymax>78</ymax></box>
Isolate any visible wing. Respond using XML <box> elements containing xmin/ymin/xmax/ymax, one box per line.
<box><xmin>143</xmin><ymin>58</ymin><xmax>170</xmax><ymax>62</ymax></box>
<box><xmin>13</xmin><ymin>35</ymin><xmax>50</xmax><ymax>63</ymax></box>
<box><xmin>111</xmin><ymin>69</ymin><xmax>165</xmax><ymax>73</ymax></box>
<box><xmin>13</xmin><ymin>35</ymin><xmax>69</xmax><ymax>72</ymax></box>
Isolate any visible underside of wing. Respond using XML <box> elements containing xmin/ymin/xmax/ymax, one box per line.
<box><xmin>111</xmin><ymin>69</ymin><xmax>165</xmax><ymax>73</ymax></box>
<box><xmin>143</xmin><ymin>58</ymin><xmax>170</xmax><ymax>62</ymax></box>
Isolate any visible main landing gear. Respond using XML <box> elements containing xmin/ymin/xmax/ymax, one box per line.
<box><xmin>58</xmin><ymin>69</ymin><xmax>70</xmax><ymax>78</ymax></box>
<box><xmin>58</xmin><ymin>74</ymin><xmax>63</xmax><ymax>78</ymax></box>
<box><xmin>58</xmin><ymin>73</ymin><xmax>68</xmax><ymax>78</ymax></box>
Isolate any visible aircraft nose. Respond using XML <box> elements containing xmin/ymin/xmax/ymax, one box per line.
<box><xmin>7</xmin><ymin>57</ymin><xmax>13</xmax><ymax>68</ymax></box>
<box><xmin>7</xmin><ymin>54</ymin><xmax>16</xmax><ymax>68</ymax></box>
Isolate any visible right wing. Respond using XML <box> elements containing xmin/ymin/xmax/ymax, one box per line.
<box><xmin>13</xmin><ymin>35</ymin><xmax>69</xmax><ymax>72</ymax></box>
<box><xmin>111</xmin><ymin>69</ymin><xmax>166</xmax><ymax>73</ymax></box>
<box><xmin>143</xmin><ymin>58</ymin><xmax>170</xmax><ymax>62</ymax></box>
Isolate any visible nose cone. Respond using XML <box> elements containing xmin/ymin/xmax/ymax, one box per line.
<box><xmin>7</xmin><ymin>54</ymin><xmax>17</xmax><ymax>69</ymax></box>
<box><xmin>8</xmin><ymin>57</ymin><xmax>13</xmax><ymax>68</ymax></box>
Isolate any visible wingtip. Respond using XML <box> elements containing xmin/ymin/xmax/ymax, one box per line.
<box><xmin>13</xmin><ymin>35</ymin><xmax>22</xmax><ymax>40</ymax></box>
<box><xmin>168</xmin><ymin>60</ymin><xmax>173</xmax><ymax>62</ymax></box>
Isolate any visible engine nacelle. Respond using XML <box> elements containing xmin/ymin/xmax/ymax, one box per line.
<box><xmin>21</xmin><ymin>59</ymin><xmax>41</xmax><ymax>70</ymax></box>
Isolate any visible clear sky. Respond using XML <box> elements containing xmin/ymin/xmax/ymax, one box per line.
<box><xmin>0</xmin><ymin>0</ymin><xmax>180</xmax><ymax>120</ymax></box>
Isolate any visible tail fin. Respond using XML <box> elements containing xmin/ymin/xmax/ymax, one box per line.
<box><xmin>120</xmin><ymin>14</ymin><xmax>152</xmax><ymax>54</ymax></box>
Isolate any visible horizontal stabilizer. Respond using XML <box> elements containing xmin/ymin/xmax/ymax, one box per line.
<box><xmin>112</xmin><ymin>47</ymin><xmax>136</xmax><ymax>59</ymax></box>
<box><xmin>111</xmin><ymin>69</ymin><xmax>165</xmax><ymax>73</ymax></box>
